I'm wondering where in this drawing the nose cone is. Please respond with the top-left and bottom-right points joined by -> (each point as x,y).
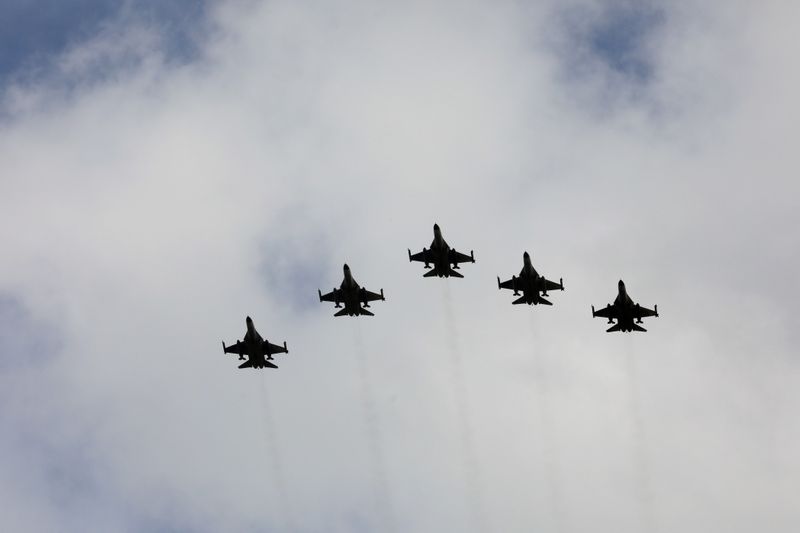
523,251 -> 530,260
618,280 -> 625,290
433,223 -> 440,232
246,316 -> 253,324
343,264 -> 350,272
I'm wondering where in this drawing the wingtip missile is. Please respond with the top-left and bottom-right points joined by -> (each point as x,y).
407,249 -> 412,262
591,305 -> 596,317
284,341 -> 288,353
655,304 -> 659,317
380,288 -> 385,301
497,276 -> 501,290
560,277 -> 564,290
470,250 -> 475,263
318,289 -> 323,302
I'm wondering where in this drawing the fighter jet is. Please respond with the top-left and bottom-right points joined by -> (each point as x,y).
222,316 -> 288,369
592,280 -> 659,332
497,251 -> 564,305
408,223 -> 475,278
319,264 -> 385,317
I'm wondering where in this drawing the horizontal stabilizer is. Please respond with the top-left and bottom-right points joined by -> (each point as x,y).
238,359 -> 278,369
606,323 -> 622,333
448,269 -> 464,278
423,269 -> 439,278
631,323 -> 647,332
334,308 -> 349,317
359,308 -> 374,316
512,295 -> 552,305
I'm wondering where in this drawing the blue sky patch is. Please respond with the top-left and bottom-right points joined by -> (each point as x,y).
0,0 -> 212,85
586,2 -> 664,82
553,1 -> 665,88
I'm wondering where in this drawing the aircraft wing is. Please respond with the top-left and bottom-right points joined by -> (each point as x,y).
497,277 -> 516,291
449,248 -> 475,264
319,288 -> 340,303
223,340 -> 246,355
263,341 -> 288,356
592,304 -> 619,319
408,249 -> 430,263
542,277 -> 564,291
633,304 -> 658,319
361,288 -> 385,302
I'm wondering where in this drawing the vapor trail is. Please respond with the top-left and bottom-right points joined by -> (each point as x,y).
352,321 -> 397,533
623,338 -> 659,533
258,375 -> 296,532
441,281 -> 489,533
529,316 -> 566,533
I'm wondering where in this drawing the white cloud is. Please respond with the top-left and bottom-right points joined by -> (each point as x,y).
1,1 -> 799,532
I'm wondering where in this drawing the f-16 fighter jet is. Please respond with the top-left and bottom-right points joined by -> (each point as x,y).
222,316 -> 288,369
592,280 -> 659,332
497,251 -> 564,305
408,223 -> 475,278
319,264 -> 385,317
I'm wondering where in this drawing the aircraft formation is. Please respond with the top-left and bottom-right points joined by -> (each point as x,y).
222,223 -> 659,369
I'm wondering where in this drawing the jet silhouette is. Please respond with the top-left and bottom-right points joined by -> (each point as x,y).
497,251 -> 564,305
592,280 -> 659,332
408,223 -> 475,278
319,264 -> 385,317
222,316 -> 288,368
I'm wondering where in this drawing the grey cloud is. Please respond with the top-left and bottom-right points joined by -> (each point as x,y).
0,295 -> 62,370
0,1 -> 799,532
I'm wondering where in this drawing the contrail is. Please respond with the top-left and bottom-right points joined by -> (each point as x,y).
352,321 -> 397,533
623,337 -> 659,533
441,281 -> 489,533
258,375 -> 296,532
529,316 -> 566,533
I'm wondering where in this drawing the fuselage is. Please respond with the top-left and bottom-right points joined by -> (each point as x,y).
428,223 -> 454,276
521,252 -> 535,276
244,316 -> 263,345
243,316 -> 268,366
337,264 -> 368,315
341,264 -> 359,290
431,224 -> 447,250
612,281 -> 639,330
614,280 -> 633,307
517,252 -> 545,303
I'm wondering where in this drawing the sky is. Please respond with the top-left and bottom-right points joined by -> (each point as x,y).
1,0 -> 799,532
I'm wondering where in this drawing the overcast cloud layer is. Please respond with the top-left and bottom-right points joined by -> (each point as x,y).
1,1 -> 799,532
